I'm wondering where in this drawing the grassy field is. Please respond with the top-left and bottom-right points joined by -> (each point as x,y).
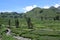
0,18 -> 60,40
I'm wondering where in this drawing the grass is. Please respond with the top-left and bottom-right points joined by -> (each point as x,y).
1,34 -> 17,40
0,18 -> 60,40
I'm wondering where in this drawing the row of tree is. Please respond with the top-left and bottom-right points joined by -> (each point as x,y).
8,17 -> 33,29
40,15 -> 60,20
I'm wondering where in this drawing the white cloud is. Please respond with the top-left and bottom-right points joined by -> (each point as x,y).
42,4 -> 60,9
43,6 -> 50,9
0,10 -> 13,12
23,4 -> 60,12
54,4 -> 60,8
23,5 -> 37,13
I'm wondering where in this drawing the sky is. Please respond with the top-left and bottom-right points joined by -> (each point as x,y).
0,0 -> 60,13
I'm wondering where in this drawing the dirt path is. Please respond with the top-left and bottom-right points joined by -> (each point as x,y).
6,28 -> 31,40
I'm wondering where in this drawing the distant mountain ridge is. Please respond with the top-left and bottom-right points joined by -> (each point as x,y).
0,6 -> 60,19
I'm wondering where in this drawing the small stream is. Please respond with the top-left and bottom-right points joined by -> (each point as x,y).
6,28 -> 31,40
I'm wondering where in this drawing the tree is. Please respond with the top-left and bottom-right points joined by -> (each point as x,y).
15,19 -> 19,28
40,10 -> 43,13
0,12 -> 3,15
8,19 -> 11,28
26,17 -> 33,29
14,16 -> 18,18
0,24 -> 2,29
54,16 -> 59,20
40,17 -> 43,20
55,16 -> 59,20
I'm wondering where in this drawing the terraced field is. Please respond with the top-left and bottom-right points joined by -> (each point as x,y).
0,18 -> 60,40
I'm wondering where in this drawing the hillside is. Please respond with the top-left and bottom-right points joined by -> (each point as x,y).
24,6 -> 60,20
0,6 -> 60,40
0,6 -> 60,20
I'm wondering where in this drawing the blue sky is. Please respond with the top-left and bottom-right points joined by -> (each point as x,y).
0,0 -> 60,13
